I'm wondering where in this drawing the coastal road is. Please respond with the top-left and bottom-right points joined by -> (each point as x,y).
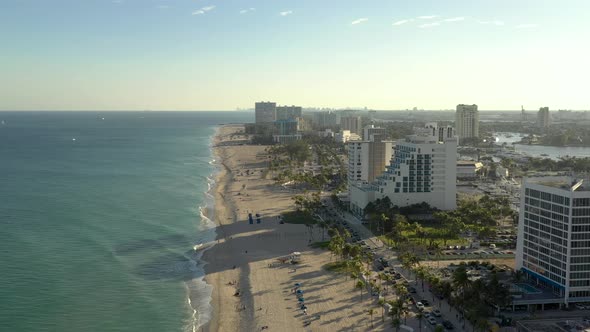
324,198 -> 473,331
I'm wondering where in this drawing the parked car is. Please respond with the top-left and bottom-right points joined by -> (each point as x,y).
421,299 -> 430,306
575,303 -> 586,310
408,287 -> 417,293
427,316 -> 437,325
432,309 -> 442,317
442,320 -> 454,329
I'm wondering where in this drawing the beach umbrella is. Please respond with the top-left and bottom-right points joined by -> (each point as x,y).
296,290 -> 304,294
300,305 -> 307,310
294,283 -> 301,287
298,297 -> 305,302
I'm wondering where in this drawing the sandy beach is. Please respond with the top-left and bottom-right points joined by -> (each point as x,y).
201,125 -> 393,332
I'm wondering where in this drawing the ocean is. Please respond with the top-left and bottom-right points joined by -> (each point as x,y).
0,111 -> 251,332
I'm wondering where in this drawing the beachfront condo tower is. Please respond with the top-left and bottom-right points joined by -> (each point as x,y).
255,102 -> 277,124
537,107 -> 551,130
276,105 -> 302,121
340,116 -> 362,136
347,134 -> 393,187
455,104 -> 479,142
516,177 -> 590,306
349,123 -> 457,215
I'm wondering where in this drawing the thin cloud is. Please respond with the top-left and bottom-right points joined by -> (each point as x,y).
443,17 -> 465,22
419,22 -> 440,28
392,19 -> 413,26
280,10 -> 293,16
418,15 -> 438,19
477,20 -> 504,26
240,8 -> 255,14
192,5 -> 215,15
351,18 -> 368,25
516,23 -> 538,29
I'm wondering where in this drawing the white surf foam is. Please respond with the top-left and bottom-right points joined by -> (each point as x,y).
183,126 -> 222,331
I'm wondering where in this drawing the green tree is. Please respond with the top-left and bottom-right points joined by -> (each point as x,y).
356,279 -> 366,302
367,308 -> 376,328
378,298 -> 386,322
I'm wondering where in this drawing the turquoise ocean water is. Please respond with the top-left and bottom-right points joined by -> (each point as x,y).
0,111 -> 251,332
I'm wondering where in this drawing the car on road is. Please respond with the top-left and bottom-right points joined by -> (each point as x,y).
427,316 -> 437,325
575,303 -> 586,310
416,302 -> 425,311
442,320 -> 454,329
432,309 -> 441,317
407,287 -> 417,293
421,299 -> 430,306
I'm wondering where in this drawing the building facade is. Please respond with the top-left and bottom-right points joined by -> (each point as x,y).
456,161 -> 483,179
276,105 -> 302,120
363,124 -> 388,141
537,107 -> 551,130
255,102 -> 277,123
350,123 -> 457,215
516,177 -> 590,305
347,136 -> 393,187
313,111 -> 338,128
455,104 -> 479,142
341,116 -> 362,135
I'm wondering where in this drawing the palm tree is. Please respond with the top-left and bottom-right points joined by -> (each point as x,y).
415,266 -> 427,291
356,280 -> 366,302
367,308 -> 376,328
380,213 -> 389,236
391,317 -> 401,332
452,265 -> 471,314
378,298 -> 386,322
416,311 -> 424,332
474,318 -> 492,332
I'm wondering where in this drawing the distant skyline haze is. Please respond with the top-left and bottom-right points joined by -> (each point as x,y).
1,0 -> 589,111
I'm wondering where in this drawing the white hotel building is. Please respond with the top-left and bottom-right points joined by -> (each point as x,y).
347,135 -> 393,187
349,123 -> 457,215
516,177 -> 590,305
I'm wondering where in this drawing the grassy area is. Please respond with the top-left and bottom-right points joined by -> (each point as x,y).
310,241 -> 330,249
282,210 -> 317,225
378,236 -> 395,247
401,225 -> 470,247
324,261 -> 353,274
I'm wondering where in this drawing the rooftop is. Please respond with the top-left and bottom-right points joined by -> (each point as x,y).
528,176 -> 590,192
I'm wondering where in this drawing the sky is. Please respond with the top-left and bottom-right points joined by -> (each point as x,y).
1,0 -> 590,111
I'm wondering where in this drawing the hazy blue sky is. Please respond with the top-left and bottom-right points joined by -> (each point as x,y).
1,0 -> 589,110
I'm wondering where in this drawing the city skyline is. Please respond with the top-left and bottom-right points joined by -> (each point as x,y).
2,0 -> 590,111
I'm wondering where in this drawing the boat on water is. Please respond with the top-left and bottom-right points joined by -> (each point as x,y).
193,243 -> 204,251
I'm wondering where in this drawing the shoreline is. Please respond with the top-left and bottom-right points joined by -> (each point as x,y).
200,124 -> 390,332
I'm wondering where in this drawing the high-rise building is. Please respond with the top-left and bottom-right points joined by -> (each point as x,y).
455,104 -> 479,142
516,177 -> 590,306
341,116 -> 362,135
350,123 -> 457,215
313,111 -> 338,128
363,125 -> 388,141
347,135 -> 393,187
537,107 -> 551,129
255,102 -> 277,123
276,105 -> 302,120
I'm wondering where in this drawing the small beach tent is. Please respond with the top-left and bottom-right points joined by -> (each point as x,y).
290,252 -> 301,263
